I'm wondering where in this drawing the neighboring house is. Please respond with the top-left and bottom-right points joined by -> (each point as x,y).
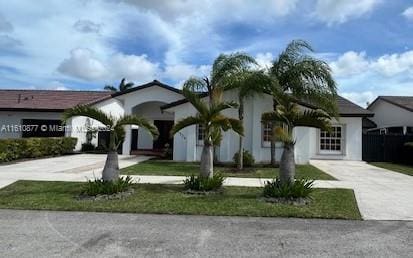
0,89 -> 111,141
0,80 -> 373,164
367,96 -> 413,135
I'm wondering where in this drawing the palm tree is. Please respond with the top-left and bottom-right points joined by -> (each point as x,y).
262,91 -> 332,184
63,105 -> 158,182
225,70 -> 271,169
104,78 -> 134,92
267,40 -> 338,166
170,87 -> 243,178
183,52 -> 257,163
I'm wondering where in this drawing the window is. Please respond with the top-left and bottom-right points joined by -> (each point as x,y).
197,124 -> 205,145
262,122 -> 272,143
319,126 -> 343,154
21,119 -> 65,138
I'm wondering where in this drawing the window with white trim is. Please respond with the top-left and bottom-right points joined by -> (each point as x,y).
197,124 -> 205,145
262,122 -> 272,143
319,126 -> 343,153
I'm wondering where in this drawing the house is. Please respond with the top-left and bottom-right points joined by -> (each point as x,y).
367,96 -> 413,135
0,80 -> 373,164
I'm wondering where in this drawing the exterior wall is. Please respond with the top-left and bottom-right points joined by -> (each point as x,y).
295,117 -> 363,162
368,100 -> 413,128
168,90 -> 364,164
66,98 -> 125,150
116,86 -> 183,154
0,111 -> 62,139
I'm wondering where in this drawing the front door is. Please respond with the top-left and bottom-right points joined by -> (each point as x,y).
153,120 -> 174,150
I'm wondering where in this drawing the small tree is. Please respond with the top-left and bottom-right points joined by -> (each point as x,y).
262,92 -> 332,184
104,78 -> 134,92
171,87 -> 243,178
63,105 -> 158,182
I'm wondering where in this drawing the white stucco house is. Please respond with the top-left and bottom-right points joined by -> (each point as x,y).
0,80 -> 373,164
367,96 -> 413,135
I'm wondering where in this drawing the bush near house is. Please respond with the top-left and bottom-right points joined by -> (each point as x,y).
0,137 -> 77,163
233,150 -> 255,167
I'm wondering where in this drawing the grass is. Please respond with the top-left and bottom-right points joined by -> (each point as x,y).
369,162 -> 413,176
121,160 -> 336,180
0,181 -> 360,220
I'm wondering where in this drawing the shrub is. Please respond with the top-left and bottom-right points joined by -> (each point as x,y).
82,176 -> 134,196
81,143 -> 96,152
183,173 -> 225,192
263,178 -> 314,199
0,137 -> 77,163
233,150 -> 255,167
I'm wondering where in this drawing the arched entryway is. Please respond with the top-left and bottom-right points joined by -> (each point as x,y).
130,101 -> 174,154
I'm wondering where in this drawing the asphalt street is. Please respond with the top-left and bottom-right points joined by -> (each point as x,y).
0,209 -> 412,257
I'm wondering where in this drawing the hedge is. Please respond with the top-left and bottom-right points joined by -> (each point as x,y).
0,137 -> 77,163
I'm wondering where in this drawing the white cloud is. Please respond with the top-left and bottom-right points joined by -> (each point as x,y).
58,48 -> 107,81
57,48 -> 160,83
163,63 -> 210,82
255,52 -> 273,70
330,51 -> 369,77
110,53 -> 160,82
402,6 -> 413,21
314,0 -> 380,25
47,80 -> 70,91
372,51 -> 413,76
341,91 -> 375,107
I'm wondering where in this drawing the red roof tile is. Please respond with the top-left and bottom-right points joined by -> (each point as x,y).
0,89 -> 111,111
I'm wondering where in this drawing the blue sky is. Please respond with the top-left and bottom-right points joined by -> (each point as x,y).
1,0 -> 413,106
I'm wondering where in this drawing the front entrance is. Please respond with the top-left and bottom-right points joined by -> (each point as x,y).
153,120 -> 174,150
130,120 -> 174,153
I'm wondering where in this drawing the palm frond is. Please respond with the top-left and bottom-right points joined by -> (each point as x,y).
115,115 -> 159,138
104,85 -> 117,92
183,77 -> 208,92
170,116 -> 203,136
273,126 -> 294,144
294,109 -> 332,131
212,52 -> 257,86
62,105 -> 114,127
261,111 -> 286,124
182,87 -> 209,116
210,115 -> 244,136
209,101 -> 238,117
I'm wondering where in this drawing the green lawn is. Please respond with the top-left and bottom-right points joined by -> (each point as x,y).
0,181 -> 360,220
369,162 -> 413,176
121,160 -> 336,180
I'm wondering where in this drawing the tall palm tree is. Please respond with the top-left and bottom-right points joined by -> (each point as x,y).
104,78 -> 135,92
63,106 -> 158,182
225,69 -> 271,169
267,40 -> 338,166
184,52 -> 257,163
171,87 -> 243,178
262,91 -> 332,183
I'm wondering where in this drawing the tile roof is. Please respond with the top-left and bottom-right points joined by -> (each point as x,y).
0,89 -> 111,111
368,96 -> 413,112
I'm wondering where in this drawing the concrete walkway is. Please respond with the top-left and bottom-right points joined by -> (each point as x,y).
310,160 -> 413,221
0,154 -> 150,188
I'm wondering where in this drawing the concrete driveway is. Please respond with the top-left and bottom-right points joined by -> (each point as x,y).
1,210 -> 412,257
310,160 -> 413,221
0,154 -> 150,188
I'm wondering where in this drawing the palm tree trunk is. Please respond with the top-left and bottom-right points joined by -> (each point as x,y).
270,137 -> 276,167
279,143 -> 295,184
237,99 -> 244,170
200,143 -> 214,178
102,150 -> 119,182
